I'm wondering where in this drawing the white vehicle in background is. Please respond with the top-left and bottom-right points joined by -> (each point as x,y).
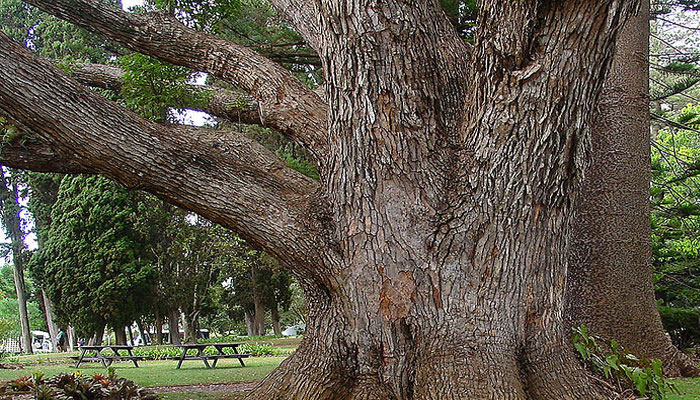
31,330 -> 54,352
281,324 -> 305,336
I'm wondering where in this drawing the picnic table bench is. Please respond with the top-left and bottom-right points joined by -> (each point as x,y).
73,345 -> 143,368
175,343 -> 249,369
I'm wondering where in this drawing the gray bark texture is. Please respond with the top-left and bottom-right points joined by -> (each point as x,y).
0,0 -> 662,398
41,290 -> 59,351
67,326 -> 75,351
567,0 -> 700,378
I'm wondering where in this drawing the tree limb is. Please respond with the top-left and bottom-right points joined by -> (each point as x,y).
23,0 -> 328,158
267,0 -> 321,51
0,32 -> 332,278
69,62 -> 264,125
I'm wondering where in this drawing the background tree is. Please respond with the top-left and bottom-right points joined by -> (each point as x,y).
568,0 -> 700,376
219,249 -> 292,336
24,172 -> 63,349
0,166 -> 33,353
0,264 -> 46,337
39,175 -> 157,344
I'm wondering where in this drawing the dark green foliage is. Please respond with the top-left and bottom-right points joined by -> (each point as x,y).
0,0 -> 41,45
0,0 -> 120,63
658,306 -> 700,350
24,172 -> 62,282
651,108 -> 700,325
152,0 -> 242,31
128,342 -> 277,359
573,325 -> 678,400
40,175 -> 157,337
276,151 -> 319,181
119,53 -> 206,122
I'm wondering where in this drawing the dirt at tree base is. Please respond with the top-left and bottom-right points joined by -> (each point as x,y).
149,382 -> 256,394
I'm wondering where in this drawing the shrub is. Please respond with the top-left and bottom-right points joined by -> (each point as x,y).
131,345 -> 182,360
1,368 -> 158,399
237,343 -> 275,356
573,324 -> 678,400
130,342 -> 283,359
658,306 -> 700,351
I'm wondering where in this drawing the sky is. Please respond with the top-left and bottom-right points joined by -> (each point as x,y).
121,0 -> 144,9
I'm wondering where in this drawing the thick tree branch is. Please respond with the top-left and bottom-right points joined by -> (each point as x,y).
267,0 -> 321,51
0,134 -> 92,175
23,0 -> 328,158
0,32 -> 332,279
70,62 -> 263,125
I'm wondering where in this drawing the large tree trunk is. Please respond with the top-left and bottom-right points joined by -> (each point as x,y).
183,312 -> 198,343
567,0 -> 700,377
155,311 -> 164,345
114,326 -> 127,346
253,290 -> 265,336
41,290 -> 59,351
271,303 -> 282,336
89,322 -> 106,346
168,309 -> 182,345
127,324 -> 135,345
244,310 -> 256,337
247,2 -> 634,399
0,0 -> 639,397
0,168 -> 33,355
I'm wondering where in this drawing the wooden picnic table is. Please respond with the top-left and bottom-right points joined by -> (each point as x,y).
73,345 -> 143,368
175,343 -> 249,369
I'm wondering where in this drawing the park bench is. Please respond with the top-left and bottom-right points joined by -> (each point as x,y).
74,345 -> 143,368
175,343 -> 249,369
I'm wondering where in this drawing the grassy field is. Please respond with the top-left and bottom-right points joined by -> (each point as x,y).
671,378 -> 700,400
0,357 -> 285,387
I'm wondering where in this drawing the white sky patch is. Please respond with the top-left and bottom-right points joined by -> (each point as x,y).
121,0 -> 144,10
170,109 -> 217,126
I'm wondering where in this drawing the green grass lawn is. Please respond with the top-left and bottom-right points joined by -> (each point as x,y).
0,357 -> 285,387
671,378 -> 700,400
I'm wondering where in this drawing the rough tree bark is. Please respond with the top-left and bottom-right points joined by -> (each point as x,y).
0,168 -> 33,355
183,312 -> 198,343
0,0 -> 642,398
127,325 -> 135,345
568,0 -> 700,377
